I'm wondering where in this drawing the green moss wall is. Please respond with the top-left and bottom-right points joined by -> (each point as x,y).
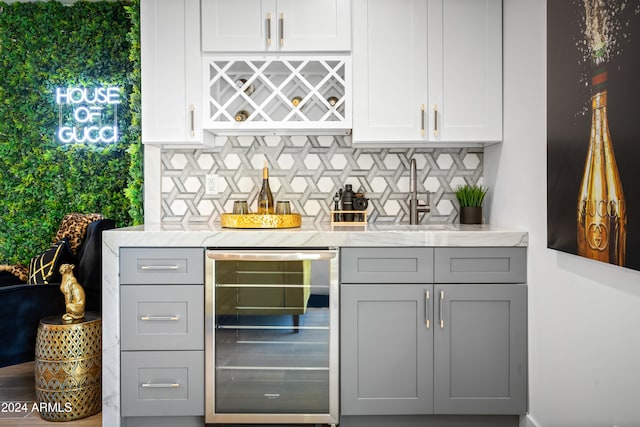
0,0 -> 142,265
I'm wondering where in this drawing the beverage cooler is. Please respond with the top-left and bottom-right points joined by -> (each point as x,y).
205,249 -> 339,425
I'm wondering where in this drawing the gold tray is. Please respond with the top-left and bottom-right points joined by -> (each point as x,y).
221,213 -> 302,229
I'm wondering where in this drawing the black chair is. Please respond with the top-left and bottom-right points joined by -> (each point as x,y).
0,219 -> 115,368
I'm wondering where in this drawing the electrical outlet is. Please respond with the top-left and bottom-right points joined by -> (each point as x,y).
205,174 -> 218,195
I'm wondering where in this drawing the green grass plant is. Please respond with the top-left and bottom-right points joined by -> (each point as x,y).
454,184 -> 488,208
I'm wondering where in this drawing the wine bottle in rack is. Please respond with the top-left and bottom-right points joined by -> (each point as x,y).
234,110 -> 249,122
235,78 -> 255,96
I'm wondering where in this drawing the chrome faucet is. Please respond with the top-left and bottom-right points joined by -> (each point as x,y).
409,158 -> 430,225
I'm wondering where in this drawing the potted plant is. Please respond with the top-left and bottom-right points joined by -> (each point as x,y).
454,184 -> 488,224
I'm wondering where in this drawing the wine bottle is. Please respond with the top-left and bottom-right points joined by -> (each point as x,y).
234,110 -> 249,122
235,78 -> 255,96
257,160 -> 274,215
577,82 -> 626,265
576,0 -> 626,266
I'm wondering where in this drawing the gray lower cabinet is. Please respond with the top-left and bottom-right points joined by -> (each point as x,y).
434,283 -> 527,414
341,284 -> 434,415
341,247 -> 527,417
121,350 -> 204,417
120,247 -> 205,424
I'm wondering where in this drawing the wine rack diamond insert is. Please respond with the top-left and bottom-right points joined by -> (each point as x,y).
203,56 -> 352,132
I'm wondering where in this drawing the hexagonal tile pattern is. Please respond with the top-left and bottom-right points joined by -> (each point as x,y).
161,136 -> 483,225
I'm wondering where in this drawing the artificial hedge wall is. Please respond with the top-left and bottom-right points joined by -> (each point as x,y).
0,0 -> 143,265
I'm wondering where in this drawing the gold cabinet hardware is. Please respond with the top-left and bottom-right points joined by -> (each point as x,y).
434,104 -> 439,137
266,13 -> 272,46
279,13 -> 285,46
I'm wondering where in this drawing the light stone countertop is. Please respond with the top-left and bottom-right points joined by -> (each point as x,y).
102,220 -> 528,248
101,221 -> 528,427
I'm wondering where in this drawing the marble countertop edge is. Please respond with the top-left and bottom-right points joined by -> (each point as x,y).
102,222 -> 529,248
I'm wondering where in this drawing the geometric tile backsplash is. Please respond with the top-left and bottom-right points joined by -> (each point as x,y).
161,135 -> 484,226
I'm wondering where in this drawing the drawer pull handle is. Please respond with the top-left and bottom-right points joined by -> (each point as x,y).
140,315 -> 180,321
139,265 -> 180,271
141,382 -> 180,389
420,104 -> 425,137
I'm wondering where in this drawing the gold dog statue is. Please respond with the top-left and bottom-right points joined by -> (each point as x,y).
59,264 -> 86,322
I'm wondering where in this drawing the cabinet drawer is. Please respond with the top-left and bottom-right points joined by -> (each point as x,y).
121,285 -> 203,351
434,247 -> 526,283
121,351 -> 204,417
120,247 -> 204,285
341,248 -> 434,283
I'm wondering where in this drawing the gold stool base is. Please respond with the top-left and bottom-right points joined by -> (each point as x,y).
35,383 -> 101,421
35,312 -> 101,421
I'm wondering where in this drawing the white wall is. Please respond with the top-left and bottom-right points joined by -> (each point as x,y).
485,1 -> 640,426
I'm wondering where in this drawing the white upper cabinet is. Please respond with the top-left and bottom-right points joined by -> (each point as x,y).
201,0 -> 351,52
352,0 -> 502,145
141,0 -> 202,144
352,0 -> 428,143
428,0 -> 502,142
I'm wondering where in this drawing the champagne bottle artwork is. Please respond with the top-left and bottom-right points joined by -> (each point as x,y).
257,160 -> 274,215
576,0 -> 626,265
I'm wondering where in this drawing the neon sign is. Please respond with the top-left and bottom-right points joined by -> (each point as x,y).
55,87 -> 120,144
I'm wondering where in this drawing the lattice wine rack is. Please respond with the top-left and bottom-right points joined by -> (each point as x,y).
202,56 -> 351,133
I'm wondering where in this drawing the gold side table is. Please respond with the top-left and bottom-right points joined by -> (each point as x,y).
34,312 -> 102,421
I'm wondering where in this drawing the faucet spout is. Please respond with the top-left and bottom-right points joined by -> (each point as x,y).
410,158 -> 418,196
409,158 -> 430,225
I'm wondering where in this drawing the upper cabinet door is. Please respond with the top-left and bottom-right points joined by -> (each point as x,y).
352,0 -> 429,143
277,0 -> 350,51
201,0 -> 275,52
201,0 -> 350,52
428,0 -> 502,142
141,0 -> 201,143
352,0 -> 502,146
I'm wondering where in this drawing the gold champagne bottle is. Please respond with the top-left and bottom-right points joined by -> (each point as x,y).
257,160 -> 274,214
577,67 -> 626,265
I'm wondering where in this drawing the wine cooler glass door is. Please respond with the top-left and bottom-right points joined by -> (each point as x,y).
205,249 -> 339,425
